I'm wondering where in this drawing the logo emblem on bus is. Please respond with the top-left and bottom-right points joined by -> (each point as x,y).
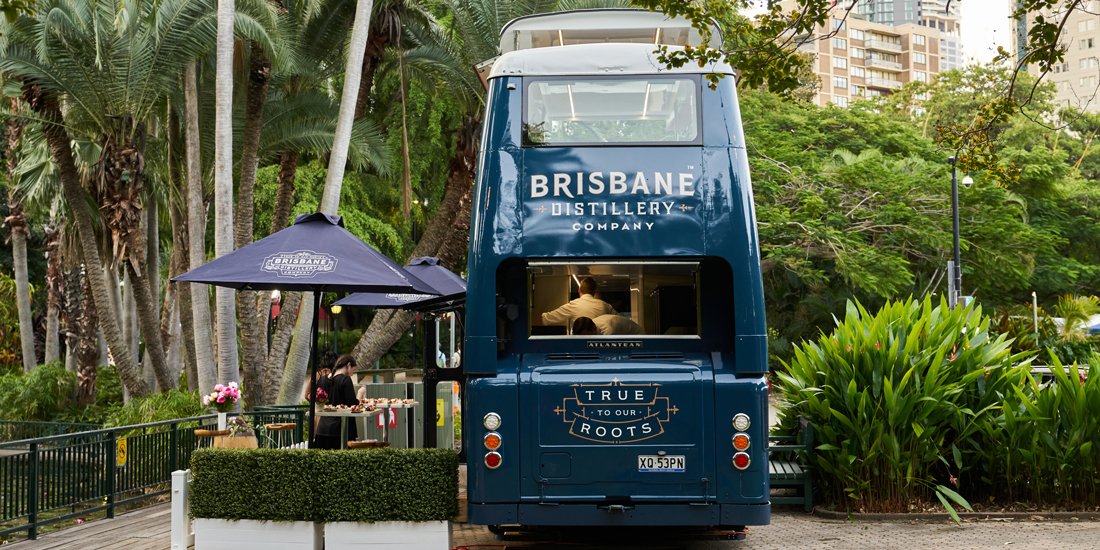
553,379 -> 678,444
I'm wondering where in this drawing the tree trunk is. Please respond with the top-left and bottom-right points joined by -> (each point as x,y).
6,98 -> 36,372
214,0 -> 241,393
61,256 -> 81,374
23,82 -> 151,397
266,290 -> 301,403
353,27 -> 389,120
126,258 -> 175,390
236,41 -> 272,406
43,209 -> 62,364
259,152 -> 300,402
350,116 -> 479,366
76,269 -> 100,405
184,63 -> 217,395
168,102 -> 198,389
271,151 -> 299,234
280,0 -> 374,402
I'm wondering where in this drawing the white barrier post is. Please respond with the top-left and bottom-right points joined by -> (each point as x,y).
171,469 -> 194,550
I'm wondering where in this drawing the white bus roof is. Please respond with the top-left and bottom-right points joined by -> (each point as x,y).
498,9 -> 721,54
487,42 -> 734,80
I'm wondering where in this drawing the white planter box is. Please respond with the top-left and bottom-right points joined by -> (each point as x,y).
325,520 -> 451,550
193,518 -> 322,550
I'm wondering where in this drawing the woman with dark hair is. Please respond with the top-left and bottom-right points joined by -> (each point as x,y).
313,354 -> 359,449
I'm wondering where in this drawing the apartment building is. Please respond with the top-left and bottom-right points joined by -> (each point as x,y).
855,0 -> 962,70
1024,1 -> 1100,112
795,12 -> 943,108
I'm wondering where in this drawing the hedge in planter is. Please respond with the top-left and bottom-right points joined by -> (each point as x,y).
189,448 -> 458,522
190,448 -> 316,521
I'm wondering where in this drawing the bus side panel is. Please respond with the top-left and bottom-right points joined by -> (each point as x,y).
703,145 -> 767,375
713,369 -> 770,524
466,373 -> 521,520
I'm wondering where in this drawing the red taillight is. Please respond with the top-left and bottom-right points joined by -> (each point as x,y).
484,432 -> 502,451
732,452 -> 750,470
485,451 -> 502,469
732,433 -> 750,451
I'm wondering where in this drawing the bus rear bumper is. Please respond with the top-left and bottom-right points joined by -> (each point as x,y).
469,502 -> 770,527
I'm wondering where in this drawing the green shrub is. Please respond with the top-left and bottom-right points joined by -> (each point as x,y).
994,354 -> 1100,505
0,363 -> 77,420
103,388 -> 204,428
190,449 -> 315,521
189,448 -> 458,522
775,297 -> 1029,512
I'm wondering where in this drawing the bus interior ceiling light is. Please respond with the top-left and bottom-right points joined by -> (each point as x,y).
732,413 -> 751,432
483,412 -> 502,431
654,27 -> 661,44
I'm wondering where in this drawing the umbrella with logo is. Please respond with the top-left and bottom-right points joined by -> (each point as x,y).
333,256 -> 466,311
173,213 -> 437,445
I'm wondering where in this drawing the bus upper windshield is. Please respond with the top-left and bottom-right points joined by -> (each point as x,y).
524,77 -> 699,146
528,261 -> 699,338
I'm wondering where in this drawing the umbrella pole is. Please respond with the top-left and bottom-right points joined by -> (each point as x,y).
307,290 -> 321,447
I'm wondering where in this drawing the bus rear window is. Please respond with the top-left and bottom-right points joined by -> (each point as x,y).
524,78 -> 699,146
528,261 -> 699,338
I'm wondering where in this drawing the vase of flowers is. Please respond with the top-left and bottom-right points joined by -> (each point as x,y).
312,387 -> 329,405
204,382 -> 241,429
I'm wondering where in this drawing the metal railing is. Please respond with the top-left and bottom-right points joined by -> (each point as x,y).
0,421 -> 102,443
0,409 -> 304,541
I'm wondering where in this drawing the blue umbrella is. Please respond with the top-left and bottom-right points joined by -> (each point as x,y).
334,256 -> 466,311
173,213 -> 437,445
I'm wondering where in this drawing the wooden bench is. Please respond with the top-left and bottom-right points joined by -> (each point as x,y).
768,418 -> 814,512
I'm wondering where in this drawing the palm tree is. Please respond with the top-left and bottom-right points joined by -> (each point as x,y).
1,0 -> 221,395
214,0 -> 241,393
3,96 -> 36,372
1052,294 -> 1100,342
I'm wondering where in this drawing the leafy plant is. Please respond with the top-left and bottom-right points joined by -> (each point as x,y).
775,296 -> 1029,513
103,389 -> 204,428
0,363 -> 77,420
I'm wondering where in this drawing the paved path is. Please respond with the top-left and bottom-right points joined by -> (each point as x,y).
7,504 -> 1100,550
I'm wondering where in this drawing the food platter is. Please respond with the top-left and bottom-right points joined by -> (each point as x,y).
358,398 -> 419,409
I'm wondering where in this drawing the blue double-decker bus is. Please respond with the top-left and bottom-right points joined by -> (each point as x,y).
464,10 -> 770,534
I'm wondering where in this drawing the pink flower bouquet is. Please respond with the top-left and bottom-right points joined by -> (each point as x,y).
202,382 -> 241,413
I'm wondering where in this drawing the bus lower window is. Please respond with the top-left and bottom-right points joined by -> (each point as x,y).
528,261 -> 699,337
524,77 -> 699,146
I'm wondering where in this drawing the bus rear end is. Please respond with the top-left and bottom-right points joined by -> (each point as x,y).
465,10 -> 769,532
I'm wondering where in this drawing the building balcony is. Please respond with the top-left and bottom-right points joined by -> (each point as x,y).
865,39 -> 903,53
868,77 -> 903,89
866,58 -> 903,71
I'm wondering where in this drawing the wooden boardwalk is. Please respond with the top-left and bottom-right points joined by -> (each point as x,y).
5,504 -> 177,550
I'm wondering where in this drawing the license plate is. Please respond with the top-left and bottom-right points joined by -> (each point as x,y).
637,455 -> 685,472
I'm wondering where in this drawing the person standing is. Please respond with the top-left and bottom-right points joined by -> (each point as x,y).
314,354 -> 358,449
541,277 -> 616,327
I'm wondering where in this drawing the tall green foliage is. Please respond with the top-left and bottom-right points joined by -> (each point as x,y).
776,297 -> 1029,512
995,355 -> 1100,504
0,363 -> 76,420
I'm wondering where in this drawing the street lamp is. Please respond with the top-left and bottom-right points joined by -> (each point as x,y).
948,156 -> 974,308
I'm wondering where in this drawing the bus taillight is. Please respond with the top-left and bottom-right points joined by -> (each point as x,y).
732,433 -> 750,452
484,432 -> 502,451
485,451 -> 503,469
732,452 -> 750,470
483,412 -> 502,430
732,413 -> 751,432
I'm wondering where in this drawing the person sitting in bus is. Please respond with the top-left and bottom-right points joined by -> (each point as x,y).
540,277 -> 616,326
573,315 -> 644,336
